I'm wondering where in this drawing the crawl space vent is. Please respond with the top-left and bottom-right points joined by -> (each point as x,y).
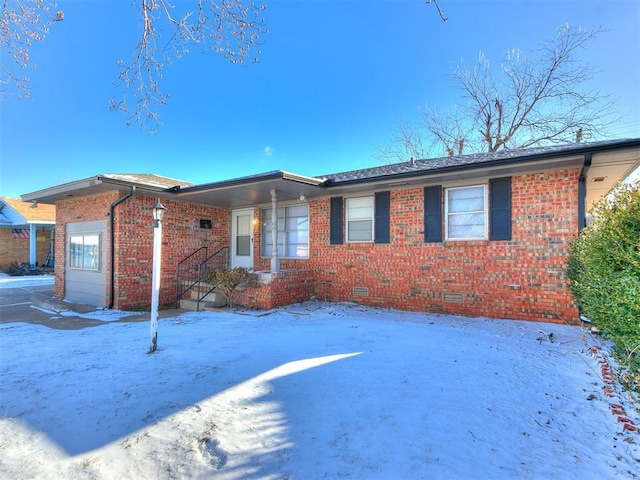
443,293 -> 464,304
353,287 -> 369,296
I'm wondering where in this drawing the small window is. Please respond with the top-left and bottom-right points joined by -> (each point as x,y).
346,196 -> 374,242
261,204 -> 309,258
445,185 -> 487,240
199,219 -> 212,229
69,234 -> 100,270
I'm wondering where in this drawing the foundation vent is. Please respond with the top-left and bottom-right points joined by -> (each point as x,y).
443,292 -> 464,304
353,287 -> 369,296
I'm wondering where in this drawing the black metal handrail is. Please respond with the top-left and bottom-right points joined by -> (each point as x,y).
175,246 -> 229,308
194,247 -> 229,311
175,247 -> 208,307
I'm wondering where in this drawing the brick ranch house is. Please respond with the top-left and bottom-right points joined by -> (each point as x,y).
0,197 -> 55,269
22,139 -> 640,324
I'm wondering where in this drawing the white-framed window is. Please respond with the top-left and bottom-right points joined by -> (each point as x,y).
261,204 -> 309,258
346,196 -> 374,242
445,185 -> 488,240
69,234 -> 100,270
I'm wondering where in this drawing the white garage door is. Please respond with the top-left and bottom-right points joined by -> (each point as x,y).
65,220 -> 108,307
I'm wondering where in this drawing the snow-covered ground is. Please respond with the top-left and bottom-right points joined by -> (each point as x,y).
1,276 -> 638,479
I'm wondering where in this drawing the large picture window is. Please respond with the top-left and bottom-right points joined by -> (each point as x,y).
346,196 -> 374,242
261,204 -> 309,258
69,234 -> 100,270
445,185 -> 487,240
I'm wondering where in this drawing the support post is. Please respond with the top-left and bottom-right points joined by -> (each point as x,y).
29,224 -> 36,266
149,200 -> 165,353
270,188 -> 280,273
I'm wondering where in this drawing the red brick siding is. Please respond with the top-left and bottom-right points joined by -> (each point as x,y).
112,195 -> 229,309
55,192 -> 229,309
55,193 -> 119,302
305,169 -> 581,323
0,228 -> 53,269
54,168 -> 581,323
234,270 -> 315,309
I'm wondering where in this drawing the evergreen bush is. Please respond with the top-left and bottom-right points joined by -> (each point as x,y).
568,182 -> 640,392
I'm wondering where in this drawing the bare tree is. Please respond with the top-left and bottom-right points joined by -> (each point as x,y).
0,0 -> 62,98
378,22 -> 616,161
109,0 -> 268,133
2,0 -> 446,133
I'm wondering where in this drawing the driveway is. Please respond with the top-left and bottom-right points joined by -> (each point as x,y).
0,274 -> 183,330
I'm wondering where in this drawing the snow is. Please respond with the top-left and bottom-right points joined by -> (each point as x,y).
1,277 -> 639,479
0,274 -> 54,289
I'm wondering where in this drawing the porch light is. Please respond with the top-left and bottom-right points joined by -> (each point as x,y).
152,200 -> 166,224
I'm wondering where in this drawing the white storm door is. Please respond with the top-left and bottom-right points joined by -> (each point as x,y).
231,209 -> 254,269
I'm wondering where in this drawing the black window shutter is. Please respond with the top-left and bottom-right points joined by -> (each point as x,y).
330,197 -> 343,244
424,186 -> 443,242
374,191 -> 390,243
489,177 -> 512,241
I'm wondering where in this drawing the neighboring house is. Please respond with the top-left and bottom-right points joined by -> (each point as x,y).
22,139 -> 640,323
0,197 -> 56,269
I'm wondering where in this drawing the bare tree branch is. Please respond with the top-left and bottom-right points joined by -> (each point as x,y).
375,119 -> 432,164
379,22 -> 618,161
426,0 -> 447,22
0,0 -> 62,99
109,0 -> 268,133
3,1 -> 446,134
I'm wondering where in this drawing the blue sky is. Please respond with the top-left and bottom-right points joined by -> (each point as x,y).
1,0 -> 639,199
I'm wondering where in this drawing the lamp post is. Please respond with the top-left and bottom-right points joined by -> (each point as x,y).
149,199 -> 165,353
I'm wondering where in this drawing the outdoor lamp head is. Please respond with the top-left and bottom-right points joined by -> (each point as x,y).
152,201 -> 166,223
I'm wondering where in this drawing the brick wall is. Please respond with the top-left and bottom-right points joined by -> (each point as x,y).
53,168 -> 581,323
305,169 -> 581,324
55,192 -> 229,309
55,193 -> 120,302
234,270 -> 315,309
0,228 -> 53,269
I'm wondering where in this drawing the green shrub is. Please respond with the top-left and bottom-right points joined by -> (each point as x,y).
201,267 -> 259,308
568,182 -> 640,391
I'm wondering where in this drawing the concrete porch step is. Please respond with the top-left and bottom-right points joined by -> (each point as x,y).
180,291 -> 227,311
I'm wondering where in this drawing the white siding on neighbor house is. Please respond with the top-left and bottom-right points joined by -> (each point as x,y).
65,220 -> 108,307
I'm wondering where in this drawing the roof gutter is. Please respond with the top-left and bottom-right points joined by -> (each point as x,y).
577,153 -> 593,232
108,186 -> 135,309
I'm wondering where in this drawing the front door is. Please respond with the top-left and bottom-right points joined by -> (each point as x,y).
231,209 -> 254,269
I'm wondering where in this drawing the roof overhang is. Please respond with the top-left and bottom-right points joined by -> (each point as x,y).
21,175 -> 183,205
583,147 -> 640,211
324,154 -> 586,195
173,171 -> 328,208
324,142 -> 640,211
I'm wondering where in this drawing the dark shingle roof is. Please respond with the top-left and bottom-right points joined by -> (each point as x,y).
321,139 -> 640,185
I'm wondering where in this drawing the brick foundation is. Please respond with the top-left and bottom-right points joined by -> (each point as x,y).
234,269 -> 315,310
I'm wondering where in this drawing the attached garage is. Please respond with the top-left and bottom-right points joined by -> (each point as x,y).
65,220 -> 108,307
